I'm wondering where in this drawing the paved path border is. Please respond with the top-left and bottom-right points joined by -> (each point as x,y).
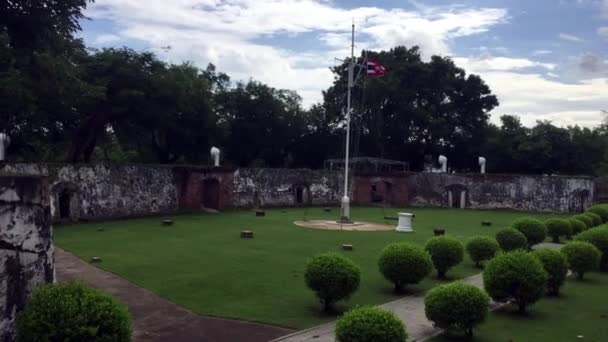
55,248 -> 293,342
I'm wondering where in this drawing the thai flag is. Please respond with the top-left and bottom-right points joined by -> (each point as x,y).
367,60 -> 386,77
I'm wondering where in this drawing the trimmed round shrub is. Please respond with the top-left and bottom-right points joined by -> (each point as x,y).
495,228 -> 528,251
305,252 -> 361,311
425,237 -> 465,279
424,282 -> 490,338
587,206 -> 608,222
483,250 -> 547,314
585,212 -> 603,227
545,218 -> 572,243
575,226 -> 608,271
511,217 -> 547,248
568,218 -> 586,236
533,249 -> 568,296
573,214 -> 593,230
378,243 -> 433,292
561,241 -> 601,280
16,282 -> 131,342
465,236 -> 499,268
336,306 -> 407,342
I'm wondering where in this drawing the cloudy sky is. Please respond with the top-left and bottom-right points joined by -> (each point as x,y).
80,0 -> 608,127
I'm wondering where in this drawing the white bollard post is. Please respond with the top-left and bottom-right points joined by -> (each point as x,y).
0,134 -> 10,161
210,147 -> 220,167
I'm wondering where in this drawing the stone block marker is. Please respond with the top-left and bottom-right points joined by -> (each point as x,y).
240,230 -> 254,239
0,175 -> 54,341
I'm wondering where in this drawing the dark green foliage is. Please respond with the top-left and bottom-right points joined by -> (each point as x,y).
466,236 -> 500,267
16,282 -> 131,342
575,227 -> 608,271
496,228 -> 528,251
533,249 -> 568,296
424,282 -> 490,338
425,237 -> 465,279
584,212 -> 602,227
545,218 -> 572,243
568,218 -> 587,236
587,206 -> 608,222
511,217 -> 547,248
305,253 -> 361,311
483,250 -> 548,314
561,241 -> 601,280
573,214 -> 594,230
335,306 -> 407,342
378,243 -> 433,292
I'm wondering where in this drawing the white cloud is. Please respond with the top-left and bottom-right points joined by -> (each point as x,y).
84,1 -> 607,128
454,56 -> 556,72
598,26 -> 608,39
85,1 -> 508,106
558,33 -> 584,42
532,49 -> 552,55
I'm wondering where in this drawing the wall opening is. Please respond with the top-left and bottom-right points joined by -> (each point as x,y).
296,187 -> 304,204
371,184 -> 383,203
446,185 -> 467,209
51,182 -> 80,222
58,190 -> 72,219
202,178 -> 220,210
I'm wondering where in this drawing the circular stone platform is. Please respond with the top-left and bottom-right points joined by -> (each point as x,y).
294,220 -> 394,231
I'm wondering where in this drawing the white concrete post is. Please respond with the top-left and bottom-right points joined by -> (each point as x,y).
210,147 -> 220,167
438,155 -> 447,173
478,156 -> 486,174
0,134 -> 10,161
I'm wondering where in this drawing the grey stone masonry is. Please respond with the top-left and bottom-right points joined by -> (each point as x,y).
0,175 -> 54,341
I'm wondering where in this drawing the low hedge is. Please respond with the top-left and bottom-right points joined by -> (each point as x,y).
424,282 -> 490,338
465,236 -> 499,268
545,218 -> 572,243
483,250 -> 547,314
561,241 -> 601,280
305,252 -> 361,311
378,243 -> 433,292
496,228 -> 528,251
585,212 -> 603,227
575,226 -> 608,271
533,249 -> 568,296
16,282 -> 131,342
573,214 -> 594,230
336,306 -> 407,342
511,218 -> 547,248
425,237 -> 465,278
568,218 -> 587,236
587,206 -> 608,223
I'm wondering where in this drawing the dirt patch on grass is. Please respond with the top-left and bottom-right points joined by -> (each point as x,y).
294,220 -> 394,231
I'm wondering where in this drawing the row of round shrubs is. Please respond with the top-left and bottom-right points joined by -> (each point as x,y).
305,236 -> 468,313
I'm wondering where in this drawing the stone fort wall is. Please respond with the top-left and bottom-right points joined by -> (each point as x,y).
0,163 -> 595,222
0,175 -> 54,340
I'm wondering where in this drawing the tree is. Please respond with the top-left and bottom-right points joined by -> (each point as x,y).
216,81 -> 306,167
323,46 -> 498,170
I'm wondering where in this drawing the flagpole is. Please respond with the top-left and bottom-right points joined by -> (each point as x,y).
340,22 -> 355,223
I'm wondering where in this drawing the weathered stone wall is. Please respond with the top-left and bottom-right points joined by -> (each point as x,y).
351,172 -> 594,213
233,168 -> 344,207
0,175 -> 54,341
0,163 -> 178,221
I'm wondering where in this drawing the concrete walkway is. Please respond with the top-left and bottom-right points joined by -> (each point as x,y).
272,242 -> 563,342
55,248 -> 293,342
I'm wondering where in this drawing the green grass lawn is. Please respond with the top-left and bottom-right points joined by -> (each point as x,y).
54,207 -> 559,329
431,272 -> 608,341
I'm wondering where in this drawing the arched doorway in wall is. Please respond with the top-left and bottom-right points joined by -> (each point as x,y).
370,180 -> 394,205
293,184 -> 311,205
202,178 -> 221,210
569,189 -> 591,212
445,184 -> 468,209
51,182 -> 80,222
